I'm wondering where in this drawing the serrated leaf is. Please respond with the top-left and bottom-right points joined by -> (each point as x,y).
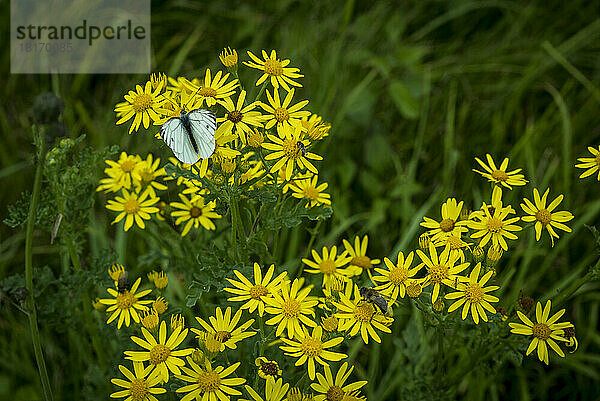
585,224 -> 600,248
247,187 -> 278,204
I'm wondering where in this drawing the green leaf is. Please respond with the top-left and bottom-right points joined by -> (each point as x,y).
585,224 -> 600,248
388,80 -> 419,119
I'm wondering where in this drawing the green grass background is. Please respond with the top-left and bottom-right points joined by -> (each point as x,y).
1,0 -> 600,399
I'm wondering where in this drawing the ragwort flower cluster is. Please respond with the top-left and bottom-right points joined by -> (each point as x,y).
102,48 -> 370,401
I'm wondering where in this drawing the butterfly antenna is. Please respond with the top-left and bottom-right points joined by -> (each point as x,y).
161,92 -> 179,108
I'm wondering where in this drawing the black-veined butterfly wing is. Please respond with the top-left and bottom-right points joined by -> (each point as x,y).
187,109 -> 216,159
159,117 -> 200,165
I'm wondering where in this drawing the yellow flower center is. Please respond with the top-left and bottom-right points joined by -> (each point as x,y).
274,107 -> 290,122
535,209 -> 552,226
491,170 -> 508,181
129,378 -> 149,401
250,285 -> 269,299
301,336 -> 323,358
326,386 -> 345,401
282,298 -> 301,318
190,206 -> 203,218
132,94 -> 153,113
228,110 -> 243,123
388,267 -> 409,286
141,312 -> 159,329
350,255 -> 372,270
264,59 -> 283,76
116,292 -> 135,309
319,260 -> 337,275
198,87 -> 217,98
321,316 -> 339,332
532,323 -> 551,340
121,160 -> 137,173
445,236 -> 464,250
303,186 -> 320,201
354,303 -> 375,322
596,153 -> 600,166
155,276 -> 168,290
486,217 -> 503,233
439,218 -> 455,232
153,298 -> 168,314
214,331 -> 232,342
197,370 -> 222,393
205,334 -> 223,353
222,54 -> 237,67
283,138 -> 301,159
406,282 -> 422,298
149,344 -> 171,365
259,360 -> 280,377
248,129 -> 264,147
124,199 -> 141,215
428,264 -> 449,284
140,169 -> 154,182
465,283 -> 483,303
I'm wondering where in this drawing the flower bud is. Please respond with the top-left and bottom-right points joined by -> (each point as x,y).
472,246 -> 485,264
418,232 -> 431,250
321,315 -> 338,332
518,294 -> 534,314
219,47 -> 238,68
248,128 -> 264,148
221,158 -> 236,174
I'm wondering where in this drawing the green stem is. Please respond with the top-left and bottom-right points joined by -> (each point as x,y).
443,340 -> 506,387
233,195 -> 246,260
271,192 -> 284,260
552,257 -> 600,306
25,133 -> 54,401
252,314 -> 265,391
413,297 -> 442,324
296,220 -> 322,278
66,237 -> 81,270
229,192 -> 242,262
254,80 -> 268,104
257,148 -> 270,171
81,294 -> 106,368
250,203 -> 265,236
66,227 -> 106,367
294,370 -> 308,389
258,314 -> 265,356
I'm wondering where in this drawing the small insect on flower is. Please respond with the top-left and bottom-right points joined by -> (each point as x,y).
358,287 -> 394,315
296,141 -> 307,156
117,271 -> 129,294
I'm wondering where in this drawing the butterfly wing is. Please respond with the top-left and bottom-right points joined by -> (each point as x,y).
187,109 -> 216,159
159,117 -> 200,164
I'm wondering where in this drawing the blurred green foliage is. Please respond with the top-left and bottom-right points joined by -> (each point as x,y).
1,0 -> 600,399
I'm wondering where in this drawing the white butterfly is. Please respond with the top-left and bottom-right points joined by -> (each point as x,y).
159,108 -> 216,164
